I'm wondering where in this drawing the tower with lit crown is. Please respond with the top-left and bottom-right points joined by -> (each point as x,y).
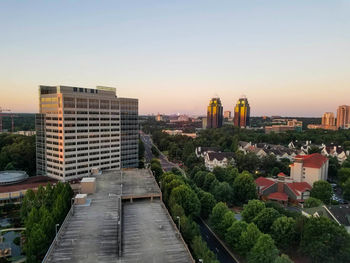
206,97 -> 223,128
234,96 -> 250,128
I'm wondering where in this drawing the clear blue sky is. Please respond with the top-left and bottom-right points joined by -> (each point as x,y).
1,0 -> 349,116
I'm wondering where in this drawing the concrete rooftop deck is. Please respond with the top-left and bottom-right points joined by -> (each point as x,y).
122,200 -> 193,263
44,169 -> 193,263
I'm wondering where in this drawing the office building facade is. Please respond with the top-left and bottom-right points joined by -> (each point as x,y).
234,97 -> 250,128
206,98 -> 223,128
36,85 -> 138,181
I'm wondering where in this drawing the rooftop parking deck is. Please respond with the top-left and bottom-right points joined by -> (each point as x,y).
44,169 -> 193,263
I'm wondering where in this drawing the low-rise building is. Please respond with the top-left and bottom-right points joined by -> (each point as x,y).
204,152 -> 235,171
255,174 -> 312,205
290,153 -> 329,186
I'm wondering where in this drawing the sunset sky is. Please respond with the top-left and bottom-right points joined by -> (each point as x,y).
0,1 -> 349,116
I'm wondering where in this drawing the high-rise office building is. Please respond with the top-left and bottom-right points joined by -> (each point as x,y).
234,96 -> 250,128
36,85 -> 138,181
337,105 -> 350,129
119,97 -> 139,168
206,98 -> 223,128
322,112 -> 336,126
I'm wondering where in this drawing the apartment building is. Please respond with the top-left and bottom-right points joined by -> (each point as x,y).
36,86 -> 138,181
337,105 -> 350,129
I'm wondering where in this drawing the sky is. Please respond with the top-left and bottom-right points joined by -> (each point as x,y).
0,0 -> 349,117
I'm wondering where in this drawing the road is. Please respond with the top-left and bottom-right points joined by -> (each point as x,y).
197,219 -> 238,263
140,132 -> 184,173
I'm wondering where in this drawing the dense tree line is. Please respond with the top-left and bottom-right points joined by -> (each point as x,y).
1,114 -> 35,132
210,199 -> 350,263
20,183 -> 74,263
0,133 -> 36,175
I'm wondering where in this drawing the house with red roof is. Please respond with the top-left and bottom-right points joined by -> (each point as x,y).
255,175 -> 312,205
290,153 -> 329,186
255,154 -> 328,205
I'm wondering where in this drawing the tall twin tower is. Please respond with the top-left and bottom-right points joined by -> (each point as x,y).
206,96 -> 250,128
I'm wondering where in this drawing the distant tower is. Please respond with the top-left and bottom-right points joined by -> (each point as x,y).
207,98 -> 223,128
336,105 -> 350,129
234,96 -> 250,128
322,112 -> 335,126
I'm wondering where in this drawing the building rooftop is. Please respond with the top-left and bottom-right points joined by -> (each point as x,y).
0,176 -> 57,193
255,176 -> 275,191
0,170 -> 28,185
294,153 -> 328,169
44,169 -> 193,263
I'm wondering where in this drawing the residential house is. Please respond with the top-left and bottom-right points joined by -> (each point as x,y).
321,144 -> 349,164
238,141 -> 252,153
302,205 -> 350,233
195,146 -> 220,158
204,152 -> 235,171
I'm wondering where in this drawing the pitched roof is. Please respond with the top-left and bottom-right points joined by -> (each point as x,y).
255,177 -> 276,191
326,205 -> 350,226
238,141 -> 249,147
268,192 -> 288,201
294,153 -> 328,169
277,172 -> 287,177
197,146 -> 220,155
207,152 -> 234,161
286,182 -> 312,196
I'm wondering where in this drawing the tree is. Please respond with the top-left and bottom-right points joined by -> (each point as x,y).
209,202 -> 229,231
271,216 -> 296,250
247,234 -> 279,263
233,172 -> 257,205
253,207 -> 281,233
328,156 -> 339,180
338,168 -> 350,186
310,180 -> 333,204
343,178 -> 350,201
225,221 -> 248,251
242,199 -> 266,223
198,191 -> 216,219
235,151 -> 261,173
25,224 -> 48,263
151,162 -> 163,182
304,197 -> 322,208
4,162 -> 15,170
203,173 -> 217,192
179,215 -> 200,243
169,185 -> 201,217
213,166 -> 226,182
193,171 -> 207,188
216,211 -> 236,237
191,235 -> 219,263
238,223 -> 262,256
301,216 -> 350,263
273,254 -> 294,263
213,182 -> 233,203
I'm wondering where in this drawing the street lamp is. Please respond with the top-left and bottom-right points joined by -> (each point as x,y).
55,224 -> 59,242
176,216 -> 180,233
